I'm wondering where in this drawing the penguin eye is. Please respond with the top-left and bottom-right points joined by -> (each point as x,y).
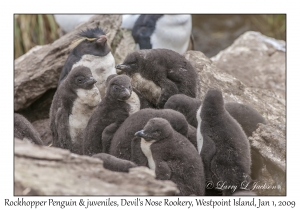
76,76 -> 84,84
113,85 -> 120,91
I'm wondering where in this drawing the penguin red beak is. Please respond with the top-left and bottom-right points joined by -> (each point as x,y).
97,35 -> 107,45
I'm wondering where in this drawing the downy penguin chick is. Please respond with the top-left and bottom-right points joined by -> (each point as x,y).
116,49 -> 199,108
50,66 -> 101,154
135,117 -> 205,196
165,93 -> 266,180
58,27 -> 116,98
14,113 -> 44,145
199,89 -> 251,195
109,108 -> 197,163
92,153 -> 137,173
83,74 -> 135,156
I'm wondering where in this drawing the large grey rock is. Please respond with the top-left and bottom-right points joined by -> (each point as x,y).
249,123 -> 286,195
185,50 -> 285,126
211,31 -> 286,99
14,139 -> 179,196
14,15 -> 135,113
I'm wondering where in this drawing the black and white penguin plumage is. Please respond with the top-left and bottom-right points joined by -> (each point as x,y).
199,89 -> 251,195
58,27 -> 116,98
132,15 -> 194,54
165,93 -> 266,180
109,108 -> 196,163
135,117 -> 205,196
116,49 -> 199,108
50,66 -> 101,155
14,113 -> 44,145
83,74 -> 137,156
92,153 -> 137,173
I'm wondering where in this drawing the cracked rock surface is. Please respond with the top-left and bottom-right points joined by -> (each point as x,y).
14,139 -> 179,196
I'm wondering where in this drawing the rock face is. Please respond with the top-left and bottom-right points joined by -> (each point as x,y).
184,50 -> 285,127
249,123 -> 286,195
14,15 -> 135,115
14,139 -> 179,196
211,31 -> 286,99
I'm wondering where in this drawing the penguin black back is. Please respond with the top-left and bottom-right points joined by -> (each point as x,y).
164,94 -> 201,127
58,27 -> 111,84
132,15 -> 163,49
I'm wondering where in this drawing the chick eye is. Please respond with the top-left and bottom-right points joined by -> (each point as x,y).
114,85 -> 120,91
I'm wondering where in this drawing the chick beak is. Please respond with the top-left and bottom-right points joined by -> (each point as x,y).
88,77 -> 97,85
135,130 -> 146,138
116,64 -> 130,74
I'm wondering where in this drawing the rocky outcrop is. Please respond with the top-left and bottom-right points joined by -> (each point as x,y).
249,123 -> 286,195
14,139 -> 179,196
184,50 -> 285,127
14,15 -> 135,114
211,31 -> 286,99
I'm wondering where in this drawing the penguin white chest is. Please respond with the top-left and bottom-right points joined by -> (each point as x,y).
125,91 -> 140,115
69,86 -> 101,143
140,138 -> 156,171
72,53 -> 116,97
196,106 -> 203,154
151,15 -> 192,54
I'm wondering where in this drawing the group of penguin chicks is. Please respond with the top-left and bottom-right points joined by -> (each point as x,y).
15,22 -> 267,196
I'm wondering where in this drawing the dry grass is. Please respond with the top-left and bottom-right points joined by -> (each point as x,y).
14,14 -> 59,59
249,14 -> 286,40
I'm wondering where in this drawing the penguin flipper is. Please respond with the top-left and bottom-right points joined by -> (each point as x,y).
55,108 -> 72,150
130,137 -> 148,166
102,123 -> 120,153
156,160 -> 171,180
200,134 -> 216,182
157,78 -> 179,108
